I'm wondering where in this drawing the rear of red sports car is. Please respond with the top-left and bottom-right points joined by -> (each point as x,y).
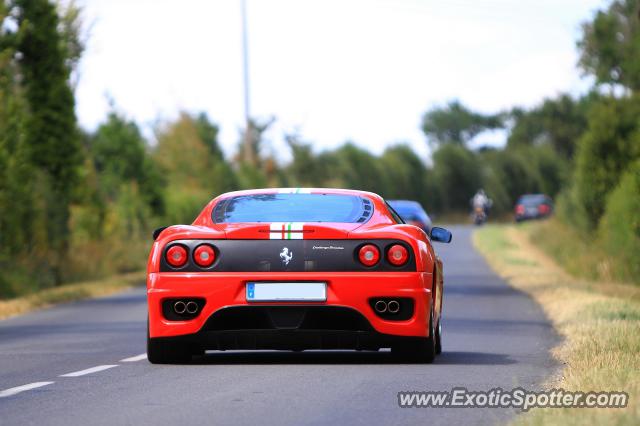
146,188 -> 450,363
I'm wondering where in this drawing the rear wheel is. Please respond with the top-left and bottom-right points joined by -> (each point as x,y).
435,320 -> 442,355
392,308 -> 436,363
147,321 -> 192,364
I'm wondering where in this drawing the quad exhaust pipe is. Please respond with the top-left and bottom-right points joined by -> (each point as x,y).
186,301 -> 198,314
173,301 -> 187,314
374,299 -> 401,315
374,300 -> 388,313
173,300 -> 199,316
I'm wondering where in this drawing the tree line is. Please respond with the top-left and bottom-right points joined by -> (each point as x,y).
1,0 -> 638,297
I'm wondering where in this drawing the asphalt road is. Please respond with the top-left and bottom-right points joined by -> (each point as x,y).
0,226 -> 559,425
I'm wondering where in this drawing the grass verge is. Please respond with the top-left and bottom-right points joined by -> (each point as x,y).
0,271 -> 145,321
524,218 -> 633,285
473,224 -> 639,425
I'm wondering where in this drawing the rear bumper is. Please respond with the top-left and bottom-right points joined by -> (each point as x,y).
516,211 -> 552,221
148,271 -> 432,341
149,328 -> 426,351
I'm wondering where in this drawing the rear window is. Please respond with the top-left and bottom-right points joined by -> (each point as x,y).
213,193 -> 373,223
391,205 -> 419,217
518,195 -> 547,206
388,202 -> 423,222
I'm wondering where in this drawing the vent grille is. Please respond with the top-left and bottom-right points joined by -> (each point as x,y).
356,199 -> 374,222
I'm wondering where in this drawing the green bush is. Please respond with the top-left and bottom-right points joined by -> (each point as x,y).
573,97 -> 640,230
599,161 -> 640,284
529,144 -> 569,197
65,183 -> 152,282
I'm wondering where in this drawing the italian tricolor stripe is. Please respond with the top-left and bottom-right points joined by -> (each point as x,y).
269,222 -> 305,239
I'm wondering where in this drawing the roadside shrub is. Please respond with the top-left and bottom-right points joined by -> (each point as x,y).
529,144 -> 568,197
573,97 -> 640,230
553,188 -> 589,231
599,161 -> 640,284
65,183 -> 152,281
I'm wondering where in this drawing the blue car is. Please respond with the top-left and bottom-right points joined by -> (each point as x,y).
514,194 -> 553,222
388,200 -> 432,233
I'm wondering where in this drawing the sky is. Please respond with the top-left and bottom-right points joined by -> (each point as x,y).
74,0 -> 605,161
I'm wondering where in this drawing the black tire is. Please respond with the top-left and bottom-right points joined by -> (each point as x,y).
435,320 -> 442,355
147,321 -> 191,364
392,308 -> 436,363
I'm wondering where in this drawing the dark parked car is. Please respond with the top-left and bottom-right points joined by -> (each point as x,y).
514,194 -> 553,222
388,200 -> 432,233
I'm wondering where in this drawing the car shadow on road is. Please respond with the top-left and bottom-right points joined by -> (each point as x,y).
434,351 -> 516,365
188,349 -> 516,366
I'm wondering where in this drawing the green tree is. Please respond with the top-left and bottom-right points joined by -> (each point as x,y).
89,111 -> 165,214
155,113 -> 237,223
194,112 -> 224,160
234,117 -> 281,188
508,94 -> 592,158
422,100 -> 502,146
237,117 -> 275,167
328,143 -> 390,196
478,152 -> 511,215
495,149 -> 542,202
578,0 -> 640,92
574,96 -> 640,229
57,0 -> 85,89
599,160 -> 640,282
0,33 -> 28,257
0,0 -> 83,286
284,133 -> 324,187
431,144 -> 483,212
380,144 -> 434,207
529,144 -> 568,197
13,0 -> 83,280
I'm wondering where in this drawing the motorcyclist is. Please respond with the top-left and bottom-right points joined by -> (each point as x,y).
471,189 -> 492,224
471,189 -> 490,213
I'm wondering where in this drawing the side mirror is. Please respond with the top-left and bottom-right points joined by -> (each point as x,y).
152,226 -> 169,241
430,226 -> 452,243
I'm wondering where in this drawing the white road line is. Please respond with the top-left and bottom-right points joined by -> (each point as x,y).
59,365 -> 119,377
0,382 -> 54,398
120,353 -> 147,362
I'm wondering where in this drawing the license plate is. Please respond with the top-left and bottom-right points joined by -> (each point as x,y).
246,282 -> 327,302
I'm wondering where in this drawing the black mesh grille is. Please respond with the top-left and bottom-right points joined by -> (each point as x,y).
203,306 -> 373,332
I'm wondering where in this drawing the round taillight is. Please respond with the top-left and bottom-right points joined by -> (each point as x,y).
194,244 -> 216,267
166,245 -> 188,268
387,244 -> 409,266
358,244 -> 380,267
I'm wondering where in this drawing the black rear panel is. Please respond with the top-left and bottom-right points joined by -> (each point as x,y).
203,306 -> 373,332
159,239 -> 416,272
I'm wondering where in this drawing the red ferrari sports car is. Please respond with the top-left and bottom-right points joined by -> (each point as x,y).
146,188 -> 452,363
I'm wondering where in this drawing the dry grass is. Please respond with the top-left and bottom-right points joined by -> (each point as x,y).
525,219 -> 630,285
0,271 -> 145,320
474,224 -> 640,425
